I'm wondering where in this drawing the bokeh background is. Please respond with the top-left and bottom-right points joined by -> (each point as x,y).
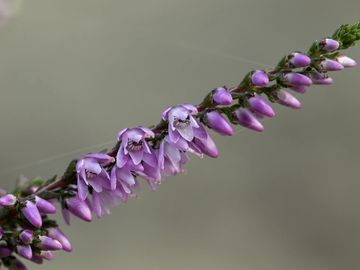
0,1 -> 360,269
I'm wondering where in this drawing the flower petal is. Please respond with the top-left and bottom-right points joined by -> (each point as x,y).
116,146 -> 129,168
177,126 -> 194,141
77,177 -> 89,201
129,150 -> 143,165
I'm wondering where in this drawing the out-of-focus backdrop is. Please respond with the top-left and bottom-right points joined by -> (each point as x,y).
0,1 -> 359,269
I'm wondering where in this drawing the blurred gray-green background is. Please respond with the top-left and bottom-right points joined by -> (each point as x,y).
0,1 -> 360,269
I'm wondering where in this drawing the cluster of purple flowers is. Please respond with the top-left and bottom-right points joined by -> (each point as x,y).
0,194 -> 72,269
71,104 -> 220,221
66,39 -> 357,222
0,34 -> 358,269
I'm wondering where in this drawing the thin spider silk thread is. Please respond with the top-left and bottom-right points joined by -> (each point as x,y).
0,140 -> 114,176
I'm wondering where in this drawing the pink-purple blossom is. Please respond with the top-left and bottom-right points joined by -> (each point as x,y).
76,153 -> 114,201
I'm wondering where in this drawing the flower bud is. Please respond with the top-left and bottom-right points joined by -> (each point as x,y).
277,90 -> 301,109
206,111 -> 234,136
193,134 -> 219,158
289,52 -> 311,67
35,196 -> 57,214
0,194 -> 17,206
65,197 -> 92,222
41,251 -> 54,261
37,236 -> 63,251
10,258 -> 28,270
48,228 -> 72,252
0,245 -> 12,258
233,108 -> 264,132
310,71 -> 334,85
251,70 -> 269,87
19,230 -> 33,245
248,95 -> 275,118
283,72 -> 312,87
337,55 -> 357,68
22,201 -> 42,228
319,38 -> 340,52
17,245 -> 32,260
61,207 -> 71,225
320,59 -> 344,71
213,87 -> 233,105
30,254 -> 44,264
289,86 -> 307,94
0,226 -> 3,239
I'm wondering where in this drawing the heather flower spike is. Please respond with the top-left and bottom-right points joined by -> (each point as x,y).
0,21 -> 359,270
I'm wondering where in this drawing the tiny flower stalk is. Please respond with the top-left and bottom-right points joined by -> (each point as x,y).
0,21 -> 359,270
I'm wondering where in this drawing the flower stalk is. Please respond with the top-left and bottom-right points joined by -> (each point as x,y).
0,21 -> 359,269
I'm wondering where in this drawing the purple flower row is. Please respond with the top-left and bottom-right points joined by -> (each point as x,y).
0,35 -> 358,270
68,39 -> 356,223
